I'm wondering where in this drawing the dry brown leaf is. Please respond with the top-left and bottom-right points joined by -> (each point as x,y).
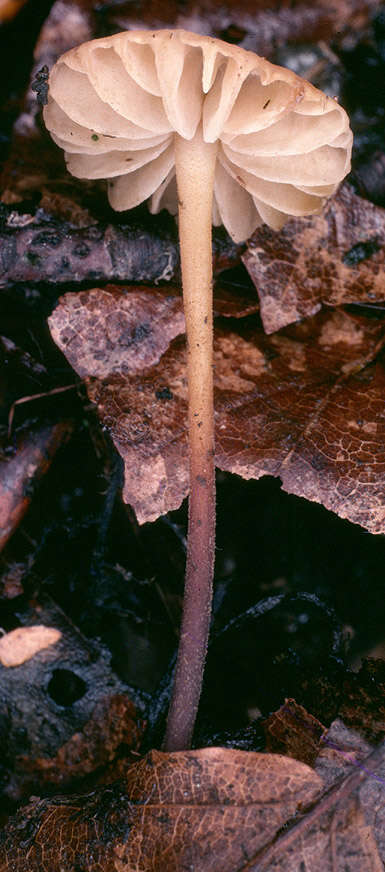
256,798 -> 384,871
0,747 -> 322,872
0,213 -> 185,288
251,734 -> 385,871
50,290 -> 385,532
0,626 -> 62,667
243,184 -> 385,334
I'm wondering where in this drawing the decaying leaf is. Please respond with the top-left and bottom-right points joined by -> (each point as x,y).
0,625 -> 62,667
243,184 -> 385,333
264,698 -> 326,766
313,721 -> 385,870
0,747 -> 322,871
256,797 -> 384,871
338,659 -> 385,743
2,739 -> 385,872
49,286 -> 186,379
0,421 -> 74,552
47,284 -> 258,381
252,732 -> 385,871
49,288 -> 385,532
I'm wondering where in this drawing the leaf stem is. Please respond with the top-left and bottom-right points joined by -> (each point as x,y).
164,128 -> 218,751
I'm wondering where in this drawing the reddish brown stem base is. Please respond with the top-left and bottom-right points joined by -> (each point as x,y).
164,130 -> 218,751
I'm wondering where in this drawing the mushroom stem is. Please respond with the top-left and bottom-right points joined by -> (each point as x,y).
164,128 -> 219,751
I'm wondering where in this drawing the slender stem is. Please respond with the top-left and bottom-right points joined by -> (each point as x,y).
164,129 -> 218,751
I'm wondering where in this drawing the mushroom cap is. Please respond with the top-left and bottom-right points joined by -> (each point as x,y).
43,29 -> 352,243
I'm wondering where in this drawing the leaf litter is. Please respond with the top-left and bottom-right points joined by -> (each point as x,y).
1,0 -> 385,869
50,290 -> 385,533
0,729 -> 384,870
243,183 -> 385,334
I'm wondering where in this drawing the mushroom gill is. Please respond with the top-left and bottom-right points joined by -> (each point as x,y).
44,29 -> 352,243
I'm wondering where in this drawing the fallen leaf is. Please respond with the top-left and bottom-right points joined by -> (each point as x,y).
49,286 -> 186,379
243,184 -> 385,333
50,290 -> 385,532
264,698 -> 326,767
253,735 -> 385,871
313,720 -> 385,868
0,747 -> 322,871
48,284 -> 258,381
0,625 -> 62,667
2,740 -> 385,871
256,797 -> 384,871
0,421 -> 74,552
214,312 -> 385,535
338,658 -> 385,744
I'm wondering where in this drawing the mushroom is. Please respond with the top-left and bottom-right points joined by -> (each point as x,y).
43,29 -> 352,751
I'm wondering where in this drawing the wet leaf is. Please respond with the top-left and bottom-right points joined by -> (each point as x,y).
50,291 -> 385,532
264,698 -> 326,767
2,740 -> 385,871
0,747 -> 322,871
338,659 -> 385,744
0,421 -> 74,552
243,184 -> 385,333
